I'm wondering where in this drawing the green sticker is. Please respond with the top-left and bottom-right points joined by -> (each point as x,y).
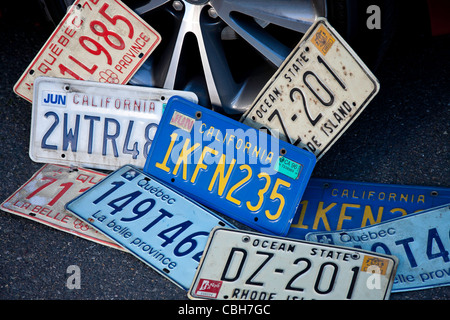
274,156 -> 302,179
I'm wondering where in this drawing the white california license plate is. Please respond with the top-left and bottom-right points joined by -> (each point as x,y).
241,18 -> 379,159
29,77 -> 197,170
188,228 -> 398,300
14,0 -> 161,102
0,164 -> 123,250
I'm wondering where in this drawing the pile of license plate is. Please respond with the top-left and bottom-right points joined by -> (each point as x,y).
2,0 -> 449,300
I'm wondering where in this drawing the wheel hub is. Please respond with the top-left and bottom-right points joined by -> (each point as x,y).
130,0 -> 326,114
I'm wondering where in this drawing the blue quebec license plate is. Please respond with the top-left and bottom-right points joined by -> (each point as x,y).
66,165 -> 235,290
289,178 -> 450,239
306,204 -> 450,292
143,97 -> 317,236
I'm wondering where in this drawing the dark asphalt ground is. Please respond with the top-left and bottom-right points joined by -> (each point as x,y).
0,2 -> 449,305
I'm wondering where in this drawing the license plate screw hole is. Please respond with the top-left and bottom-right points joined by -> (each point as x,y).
163,268 -> 170,274
138,53 -> 144,58
254,217 -> 258,222
29,69 -> 34,75
431,191 -> 438,196
161,96 -> 166,101
64,85 -> 70,91
196,111 -> 202,119
171,178 -> 175,183
242,236 -> 250,243
61,154 -> 66,158
351,253 -> 360,260
280,148 -> 286,155
218,221 -> 226,227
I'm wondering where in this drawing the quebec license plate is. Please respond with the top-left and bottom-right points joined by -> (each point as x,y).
65,165 -> 235,290
289,178 -> 450,239
30,76 -> 198,170
143,97 -> 317,236
14,0 -> 161,102
188,228 -> 398,300
306,204 -> 450,292
1,164 -> 123,250
241,18 -> 380,159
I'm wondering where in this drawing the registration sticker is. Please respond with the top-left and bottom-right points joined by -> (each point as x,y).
194,279 -> 223,298
188,228 -> 398,300
311,24 -> 336,55
274,156 -> 303,180
288,178 -> 450,239
170,111 -> 195,133
144,96 -> 316,236
29,77 -> 197,170
0,164 -> 123,250
306,204 -> 450,292
66,165 -> 235,290
241,18 -> 380,159
361,255 -> 389,275
14,0 -> 161,102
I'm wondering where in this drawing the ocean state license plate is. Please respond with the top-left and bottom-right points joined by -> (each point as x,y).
14,0 -> 161,102
288,178 -> 450,239
65,165 -> 235,290
306,204 -> 450,292
241,18 -> 379,159
188,228 -> 398,300
144,97 -> 317,236
0,164 -> 123,250
30,77 -> 198,170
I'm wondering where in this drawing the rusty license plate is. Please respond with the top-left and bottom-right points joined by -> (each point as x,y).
14,0 -> 161,102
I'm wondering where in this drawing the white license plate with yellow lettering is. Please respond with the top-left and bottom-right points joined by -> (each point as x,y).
188,228 -> 398,300
241,18 -> 380,159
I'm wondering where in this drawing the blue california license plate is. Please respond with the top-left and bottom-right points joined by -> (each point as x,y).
66,165 -> 235,290
143,97 -> 316,236
306,204 -> 450,292
289,178 -> 450,239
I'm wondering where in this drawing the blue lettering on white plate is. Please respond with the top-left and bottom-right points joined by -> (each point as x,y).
43,92 -> 66,106
40,112 -> 157,158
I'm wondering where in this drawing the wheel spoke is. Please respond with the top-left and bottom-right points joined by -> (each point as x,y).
210,0 -> 325,66
198,21 -> 240,109
130,0 -> 326,113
